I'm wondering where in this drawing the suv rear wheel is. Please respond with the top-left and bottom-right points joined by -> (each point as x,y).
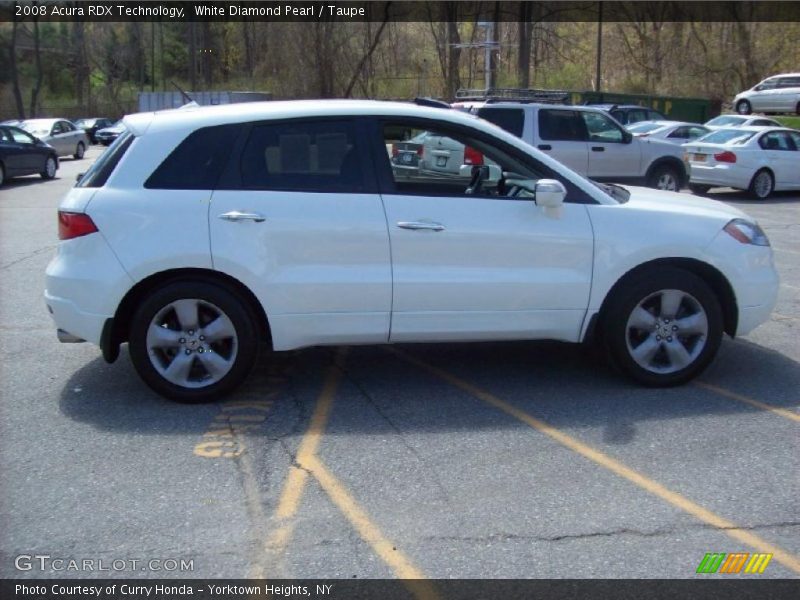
128,281 -> 259,402
603,268 -> 723,386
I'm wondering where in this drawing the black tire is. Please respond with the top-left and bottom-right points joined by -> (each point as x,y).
74,142 -> 85,160
736,100 -> 752,115
748,169 -> 773,200
0,162 -> 5,187
40,156 -> 57,180
795,101 -> 800,116
688,183 -> 710,195
128,280 -> 260,402
602,267 -> 723,387
647,163 -> 683,192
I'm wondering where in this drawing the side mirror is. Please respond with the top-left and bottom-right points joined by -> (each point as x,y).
534,179 -> 567,208
76,172 -> 84,183
459,163 -> 502,182
622,131 -> 633,144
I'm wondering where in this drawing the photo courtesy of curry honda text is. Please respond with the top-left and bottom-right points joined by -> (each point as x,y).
45,100 -> 779,402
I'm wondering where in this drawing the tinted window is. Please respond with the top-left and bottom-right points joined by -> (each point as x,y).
538,110 -> 586,141
759,132 -> 794,151
581,112 -> 624,143
788,131 -> 800,149
379,119 -> 593,204
778,77 -> 800,88
667,126 -> 691,139
476,108 -> 524,137
239,120 -> 363,192
145,124 -> 241,190
77,132 -> 134,188
626,109 -> 649,124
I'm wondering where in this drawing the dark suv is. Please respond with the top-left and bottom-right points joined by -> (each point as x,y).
588,104 -> 666,126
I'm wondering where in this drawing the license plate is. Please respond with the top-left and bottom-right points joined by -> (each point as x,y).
693,153 -> 707,162
401,153 -> 413,164
436,156 -> 447,167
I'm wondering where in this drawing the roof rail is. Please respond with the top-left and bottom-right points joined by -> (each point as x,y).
455,88 -> 571,105
413,97 -> 451,109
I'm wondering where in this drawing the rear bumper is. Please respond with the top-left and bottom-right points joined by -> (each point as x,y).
45,231 -> 133,347
688,163 -> 752,190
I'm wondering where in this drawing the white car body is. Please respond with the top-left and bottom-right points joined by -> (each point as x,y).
704,115 -> 782,131
684,126 -> 800,196
627,120 -> 710,146
21,118 -> 89,158
45,100 -> 779,400
475,103 -> 689,190
732,73 -> 800,115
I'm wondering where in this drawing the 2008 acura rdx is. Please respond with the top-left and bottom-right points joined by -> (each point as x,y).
45,100 -> 778,402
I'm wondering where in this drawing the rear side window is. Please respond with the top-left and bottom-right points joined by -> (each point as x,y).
76,132 -> 134,188
145,124 -> 242,190
477,108 -> 525,137
538,109 -> 587,141
238,120 -> 364,192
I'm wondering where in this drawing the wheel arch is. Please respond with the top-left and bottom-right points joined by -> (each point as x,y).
103,268 -> 271,363
592,257 -> 738,342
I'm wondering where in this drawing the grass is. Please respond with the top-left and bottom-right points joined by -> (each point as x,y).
775,115 -> 800,129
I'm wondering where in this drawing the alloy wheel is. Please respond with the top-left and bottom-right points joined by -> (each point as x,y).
625,289 -> 708,375
145,298 -> 238,389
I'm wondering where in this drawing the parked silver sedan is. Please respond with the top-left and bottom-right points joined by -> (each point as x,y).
20,119 -> 89,159
626,120 -> 710,146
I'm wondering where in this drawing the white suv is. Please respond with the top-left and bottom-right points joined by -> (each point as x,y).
45,100 -> 778,401
733,73 -> 800,116
475,103 -> 691,191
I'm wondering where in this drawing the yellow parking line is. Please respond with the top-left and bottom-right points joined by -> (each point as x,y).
695,382 -> 800,424
251,348 -> 347,578
391,348 -> 800,576
305,455 -> 440,599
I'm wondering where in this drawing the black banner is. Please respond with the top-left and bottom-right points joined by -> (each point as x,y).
2,1 -> 800,23
2,579 -> 800,600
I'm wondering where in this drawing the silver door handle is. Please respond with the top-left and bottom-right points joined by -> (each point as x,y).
397,221 -> 445,232
218,211 -> 266,223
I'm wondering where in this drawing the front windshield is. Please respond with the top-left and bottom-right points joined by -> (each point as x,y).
706,116 -> 746,127
699,129 -> 756,145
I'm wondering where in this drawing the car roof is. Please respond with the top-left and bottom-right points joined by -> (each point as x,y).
633,120 -> 698,127
591,104 -> 659,111
22,118 -> 62,126
764,72 -> 800,78
124,99 -> 485,137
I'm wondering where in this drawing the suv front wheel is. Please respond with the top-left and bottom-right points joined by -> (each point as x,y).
128,281 -> 259,402
648,164 -> 682,192
603,268 -> 723,387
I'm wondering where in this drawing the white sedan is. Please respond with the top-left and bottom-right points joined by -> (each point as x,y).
20,118 -> 89,159
683,126 -> 800,198
627,120 -> 710,146
704,115 -> 781,130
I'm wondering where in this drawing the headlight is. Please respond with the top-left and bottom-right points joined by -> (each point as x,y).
723,219 -> 770,246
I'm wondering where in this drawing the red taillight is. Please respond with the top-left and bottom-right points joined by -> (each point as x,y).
714,151 -> 737,163
58,211 -> 98,240
416,146 -> 424,157
391,144 -> 398,157
464,146 -> 484,166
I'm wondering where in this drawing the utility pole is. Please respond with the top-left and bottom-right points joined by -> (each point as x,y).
595,2 -> 603,92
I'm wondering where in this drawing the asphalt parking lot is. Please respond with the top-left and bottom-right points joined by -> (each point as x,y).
0,146 -> 797,584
